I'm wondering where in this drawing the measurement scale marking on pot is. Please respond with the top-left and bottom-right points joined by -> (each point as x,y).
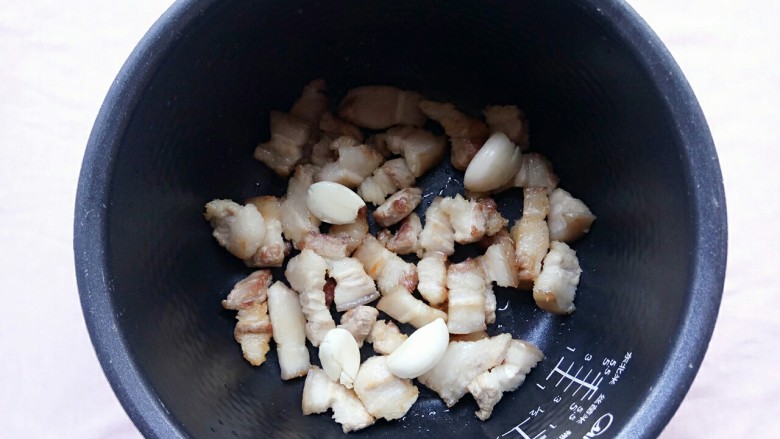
499,417 -> 548,439
497,347 -> 632,439
544,357 -> 603,400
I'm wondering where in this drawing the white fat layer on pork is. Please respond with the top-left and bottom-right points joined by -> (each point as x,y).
353,356 -> 419,421
285,249 -> 334,346
418,334 -> 512,407
533,241 -> 581,314
302,366 -> 375,433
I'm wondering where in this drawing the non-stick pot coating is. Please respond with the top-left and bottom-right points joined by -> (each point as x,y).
75,1 -> 726,438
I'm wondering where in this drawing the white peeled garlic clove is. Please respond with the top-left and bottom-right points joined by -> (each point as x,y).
306,181 -> 366,225
386,318 -> 449,379
319,328 -> 361,388
463,132 -> 522,192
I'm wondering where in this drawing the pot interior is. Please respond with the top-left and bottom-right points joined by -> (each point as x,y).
93,0 -> 714,437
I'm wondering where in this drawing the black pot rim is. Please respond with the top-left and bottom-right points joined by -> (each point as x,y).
73,1 -> 727,437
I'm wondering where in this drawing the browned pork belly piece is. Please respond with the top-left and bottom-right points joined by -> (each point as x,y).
383,213 -> 422,255
245,196 -> 290,267
510,152 -> 559,193
482,105 -> 529,150
308,135 -> 337,166
367,319 -> 408,355
547,188 -> 596,242
339,305 -> 379,347
353,235 -> 418,294
221,270 -> 273,366
280,164 -> 321,246
419,100 -> 490,170
357,158 -> 415,205
298,231 -> 349,260
254,111 -> 312,177
328,207 -> 369,255
512,187 -> 550,289
327,257 -> 380,312
232,302 -> 273,367
267,281 -> 310,380
320,112 -> 364,142
416,251 -> 448,306
316,142 -> 385,188
285,249 -> 334,346
353,356 -> 419,421
418,333 -> 512,407
417,197 -> 456,257
222,269 -> 272,311
478,197 -> 508,236
446,259 -> 488,334
373,187 -> 423,228
302,366 -> 376,433
477,231 -> 519,288
204,199 -> 266,260
290,79 -> 328,130
467,339 -> 544,420
338,85 -> 427,130
440,194 -> 507,244
533,241 -> 581,314
377,285 -> 447,329
383,126 -> 447,177
365,132 -> 394,158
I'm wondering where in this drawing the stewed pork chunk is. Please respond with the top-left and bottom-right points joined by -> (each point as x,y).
418,333 -> 512,407
373,187 -> 423,228
327,257 -> 380,312
357,158 -> 415,205
467,339 -> 544,420
353,235 -> 418,294
367,319 -> 408,355
285,249 -> 334,346
204,200 -> 265,261
383,212 -> 422,255
383,125 -> 447,177
477,231 -> 519,288
266,281 -> 310,380
353,356 -> 419,421
446,259 -> 489,334
328,206 -> 369,255
290,78 -> 329,130
245,196 -> 290,267
417,197 -> 456,257
547,188 -> 596,242
416,251 -> 448,306
316,142 -> 384,188
338,85 -> 427,129
280,164 -> 321,247
254,111 -> 312,177
302,366 -> 375,433
319,112 -> 364,142
221,270 -> 273,366
339,305 -> 379,347
483,105 -> 529,150
419,100 -> 490,170
512,187 -> 550,289
377,285 -> 447,329
533,241 -> 582,315
440,194 -> 506,244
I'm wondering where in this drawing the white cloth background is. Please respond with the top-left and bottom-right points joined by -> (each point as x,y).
0,1 -> 777,437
